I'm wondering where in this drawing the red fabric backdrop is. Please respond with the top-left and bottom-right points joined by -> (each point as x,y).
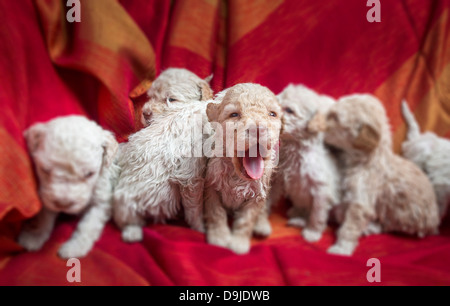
0,0 -> 449,285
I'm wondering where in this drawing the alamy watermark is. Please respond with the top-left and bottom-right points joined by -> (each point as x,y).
66,258 -> 81,283
64,257 -> 381,284
66,0 -> 81,23
65,1 -> 381,24
366,0 -> 381,23
366,258 -> 381,283
145,110 -> 280,163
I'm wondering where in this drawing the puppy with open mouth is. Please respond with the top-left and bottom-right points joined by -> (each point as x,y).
204,83 -> 282,254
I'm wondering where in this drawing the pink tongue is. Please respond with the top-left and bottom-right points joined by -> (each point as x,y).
243,154 -> 264,180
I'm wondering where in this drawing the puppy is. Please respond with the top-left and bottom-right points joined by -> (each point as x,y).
204,83 -> 282,254
141,68 -> 213,127
401,101 -> 450,218
19,116 -> 119,258
323,94 -> 439,256
270,84 -> 340,242
113,100 -> 210,242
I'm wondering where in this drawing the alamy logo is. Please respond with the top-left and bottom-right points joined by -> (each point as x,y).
66,0 -> 81,23
366,0 -> 381,23
150,113 -> 280,169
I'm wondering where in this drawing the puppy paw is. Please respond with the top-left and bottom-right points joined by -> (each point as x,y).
122,225 -> 143,243
229,236 -> 251,255
253,218 -> 272,237
207,231 -> 231,249
302,228 -> 323,242
363,222 -> 382,236
287,217 -> 307,228
17,230 -> 48,252
58,240 -> 90,259
327,241 -> 356,256
191,222 -> 205,233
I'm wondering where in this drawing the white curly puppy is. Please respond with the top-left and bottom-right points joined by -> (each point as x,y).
204,83 -> 282,254
113,100 -> 210,242
270,84 -> 340,243
141,68 -> 213,127
401,101 -> 450,218
324,94 -> 439,256
19,115 -> 119,259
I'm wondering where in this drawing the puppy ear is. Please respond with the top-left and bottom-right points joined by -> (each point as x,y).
207,88 -> 228,121
198,81 -> 214,101
307,111 -> 327,134
206,102 -> 220,122
102,131 -> 119,168
24,123 -> 47,153
204,74 -> 213,84
352,123 -> 380,152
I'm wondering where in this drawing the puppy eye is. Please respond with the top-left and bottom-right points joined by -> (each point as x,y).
229,113 -> 240,118
167,97 -> 177,103
269,111 -> 277,117
284,107 -> 294,115
84,171 -> 95,179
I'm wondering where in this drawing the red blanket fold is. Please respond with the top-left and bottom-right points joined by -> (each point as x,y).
0,0 -> 449,285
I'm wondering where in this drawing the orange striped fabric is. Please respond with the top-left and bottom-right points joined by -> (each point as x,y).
0,0 -> 449,285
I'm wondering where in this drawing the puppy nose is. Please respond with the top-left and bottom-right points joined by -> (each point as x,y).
142,110 -> 152,122
53,200 -> 73,208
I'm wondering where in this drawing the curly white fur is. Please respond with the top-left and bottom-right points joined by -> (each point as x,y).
113,100 -> 211,242
401,100 -> 450,218
271,84 -> 341,243
19,115 -> 119,258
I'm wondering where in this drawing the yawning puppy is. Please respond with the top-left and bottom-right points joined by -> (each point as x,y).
401,101 -> 450,218
324,94 -> 439,256
19,116 -> 119,258
141,68 -> 213,127
270,84 -> 341,243
204,83 -> 282,254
